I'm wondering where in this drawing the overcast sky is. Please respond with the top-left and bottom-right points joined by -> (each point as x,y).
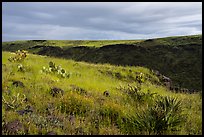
2,2 -> 202,41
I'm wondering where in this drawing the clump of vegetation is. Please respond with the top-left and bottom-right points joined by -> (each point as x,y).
118,84 -> 156,104
133,96 -> 186,135
8,50 -> 28,62
136,72 -> 145,84
41,61 -> 70,78
17,64 -> 27,72
2,93 -> 27,110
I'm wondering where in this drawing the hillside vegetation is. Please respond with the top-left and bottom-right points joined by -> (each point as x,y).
2,51 -> 202,135
2,35 -> 202,91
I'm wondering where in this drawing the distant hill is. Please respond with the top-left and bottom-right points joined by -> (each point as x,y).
2,35 -> 202,91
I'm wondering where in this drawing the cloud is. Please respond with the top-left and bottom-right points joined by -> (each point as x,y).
2,2 -> 202,41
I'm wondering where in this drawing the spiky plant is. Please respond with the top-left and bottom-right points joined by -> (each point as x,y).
2,93 -> 27,110
133,96 -> 186,135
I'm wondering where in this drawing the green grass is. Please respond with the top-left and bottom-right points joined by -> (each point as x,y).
2,35 -> 202,91
2,51 -> 202,135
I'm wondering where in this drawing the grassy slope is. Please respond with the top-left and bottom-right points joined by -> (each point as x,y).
2,51 -> 202,135
2,39 -> 142,48
2,35 -> 202,91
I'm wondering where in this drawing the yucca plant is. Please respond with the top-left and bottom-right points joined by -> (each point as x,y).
133,96 -> 186,135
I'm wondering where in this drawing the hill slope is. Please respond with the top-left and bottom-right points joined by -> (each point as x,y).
2,35 -> 202,91
2,51 -> 202,135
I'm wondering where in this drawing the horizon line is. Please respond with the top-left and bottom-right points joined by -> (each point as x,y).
2,34 -> 202,42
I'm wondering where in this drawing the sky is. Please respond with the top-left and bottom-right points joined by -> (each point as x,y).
2,2 -> 202,41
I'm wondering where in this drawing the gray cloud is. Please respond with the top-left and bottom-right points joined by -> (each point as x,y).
2,2 -> 202,41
